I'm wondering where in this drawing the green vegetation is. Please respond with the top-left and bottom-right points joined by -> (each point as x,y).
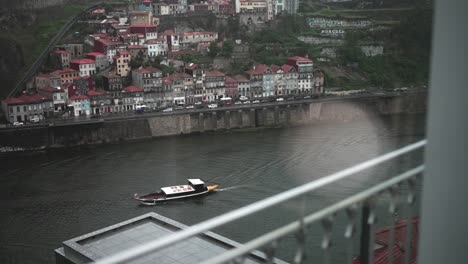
334,8 -> 432,88
247,15 -> 314,65
220,40 -> 234,58
208,42 -> 220,58
247,5 -> 432,89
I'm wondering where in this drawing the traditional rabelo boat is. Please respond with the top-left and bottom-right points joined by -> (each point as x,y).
134,179 -> 220,205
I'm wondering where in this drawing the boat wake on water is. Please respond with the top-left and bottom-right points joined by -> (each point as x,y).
215,185 -> 249,192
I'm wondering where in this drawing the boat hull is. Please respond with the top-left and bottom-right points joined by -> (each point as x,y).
134,184 -> 219,205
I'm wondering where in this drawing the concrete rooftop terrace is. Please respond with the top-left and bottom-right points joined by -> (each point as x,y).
55,212 -> 288,264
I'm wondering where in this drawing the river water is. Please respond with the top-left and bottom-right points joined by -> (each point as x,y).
0,114 -> 425,263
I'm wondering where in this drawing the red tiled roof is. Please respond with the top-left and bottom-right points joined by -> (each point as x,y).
353,218 -> 419,264
118,50 -> 130,55
162,29 -> 176,35
269,64 -> 280,72
124,86 -> 143,93
163,77 -> 173,85
70,95 -> 89,100
281,64 -> 294,72
256,64 -> 270,74
87,52 -> 105,57
205,70 -> 225,77
288,56 -> 313,63
71,59 -> 95,64
133,67 -> 161,73
128,45 -> 146,49
225,76 -> 237,83
38,86 -> 60,93
51,68 -> 79,75
234,74 -> 249,82
92,9 -> 106,14
185,63 -> 199,70
3,97 -> 24,105
26,94 -> 52,102
87,90 -> 108,96
54,49 -> 68,55
95,38 -> 124,46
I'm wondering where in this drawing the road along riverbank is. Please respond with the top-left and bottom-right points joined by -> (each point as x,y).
0,92 -> 426,151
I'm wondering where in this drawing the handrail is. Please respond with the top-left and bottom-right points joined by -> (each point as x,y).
201,165 -> 424,264
94,139 -> 426,264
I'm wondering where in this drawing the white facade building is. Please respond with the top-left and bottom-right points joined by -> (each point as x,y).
70,59 -> 96,77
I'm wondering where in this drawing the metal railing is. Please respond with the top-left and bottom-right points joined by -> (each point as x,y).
95,140 -> 426,264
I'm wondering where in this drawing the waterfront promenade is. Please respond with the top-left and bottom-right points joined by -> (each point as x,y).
0,90 -> 421,130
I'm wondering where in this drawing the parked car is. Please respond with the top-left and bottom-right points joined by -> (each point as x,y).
276,97 -> 284,102
13,122 -> 24,126
208,104 -> 218,109
194,101 -> 202,105
239,96 -> 249,101
252,100 -> 260,104
234,101 -> 243,105
243,100 -> 251,104
30,117 -> 40,123
267,97 -> 277,103
163,108 -> 173,112
186,105 -> 194,109
303,95 -> 311,99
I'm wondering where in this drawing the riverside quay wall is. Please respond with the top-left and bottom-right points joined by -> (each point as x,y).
0,92 -> 427,150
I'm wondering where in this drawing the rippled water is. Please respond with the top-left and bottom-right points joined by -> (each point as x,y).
0,114 -> 425,263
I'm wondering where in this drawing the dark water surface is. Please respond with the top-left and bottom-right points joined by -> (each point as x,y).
0,114 -> 425,263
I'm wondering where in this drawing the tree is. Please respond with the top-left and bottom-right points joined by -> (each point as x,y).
94,75 -> 104,89
130,50 -> 145,69
160,64 -> 175,76
208,42 -> 220,58
221,40 -> 234,58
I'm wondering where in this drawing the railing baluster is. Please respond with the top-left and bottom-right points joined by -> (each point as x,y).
321,215 -> 335,264
231,254 -> 246,264
387,187 -> 399,264
294,227 -> 306,264
264,240 -> 278,264
367,208 -> 376,264
345,204 -> 358,263
294,196 -> 307,264
360,199 -> 377,264
404,178 -> 416,264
